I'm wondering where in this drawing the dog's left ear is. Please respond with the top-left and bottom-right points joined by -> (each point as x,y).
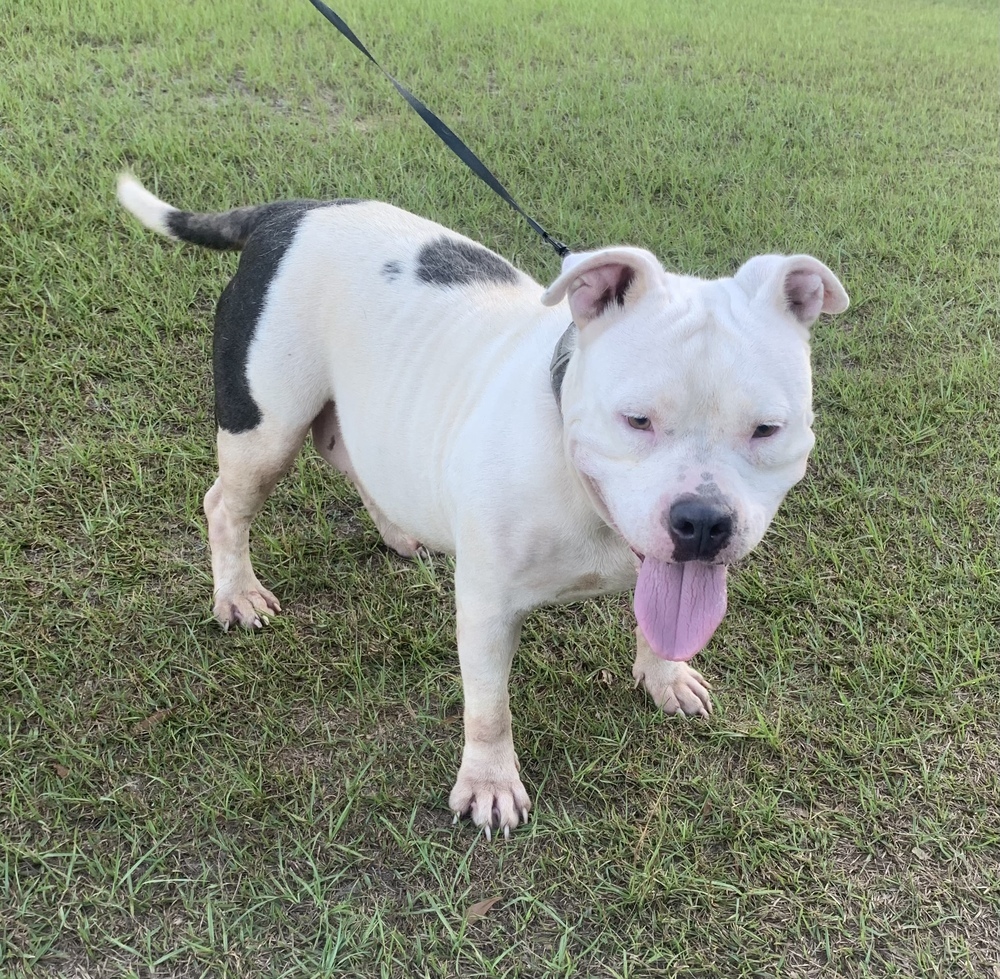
735,254 -> 850,329
540,248 -> 664,327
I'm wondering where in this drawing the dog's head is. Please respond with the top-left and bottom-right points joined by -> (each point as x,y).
542,247 -> 849,661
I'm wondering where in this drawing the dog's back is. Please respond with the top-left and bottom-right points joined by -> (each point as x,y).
118,177 -> 568,555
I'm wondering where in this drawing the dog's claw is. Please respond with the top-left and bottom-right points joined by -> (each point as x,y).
521,807 -> 530,826
503,824 -> 510,840
484,823 -> 492,843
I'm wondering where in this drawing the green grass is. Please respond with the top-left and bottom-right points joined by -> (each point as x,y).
1,0 -> 998,975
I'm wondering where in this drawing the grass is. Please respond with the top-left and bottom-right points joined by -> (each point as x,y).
1,0 -> 998,975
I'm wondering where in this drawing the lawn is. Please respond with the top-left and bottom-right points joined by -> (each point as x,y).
1,0 -> 998,976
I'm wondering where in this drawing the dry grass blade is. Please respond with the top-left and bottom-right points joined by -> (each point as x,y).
465,896 -> 502,921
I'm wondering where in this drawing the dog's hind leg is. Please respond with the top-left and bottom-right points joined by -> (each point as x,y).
204,418 -> 311,630
311,401 -> 424,558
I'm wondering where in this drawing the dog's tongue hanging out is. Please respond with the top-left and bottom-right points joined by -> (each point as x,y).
634,558 -> 727,661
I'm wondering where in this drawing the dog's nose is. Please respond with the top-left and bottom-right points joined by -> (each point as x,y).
666,498 -> 733,561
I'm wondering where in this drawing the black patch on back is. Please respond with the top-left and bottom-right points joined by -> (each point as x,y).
415,236 -> 518,287
213,199 -> 360,433
382,260 -> 403,282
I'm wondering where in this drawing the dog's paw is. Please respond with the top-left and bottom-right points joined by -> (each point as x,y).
213,582 -> 281,631
449,752 -> 531,841
632,658 -> 713,717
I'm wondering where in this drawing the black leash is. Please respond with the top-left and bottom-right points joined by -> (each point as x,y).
307,0 -> 571,259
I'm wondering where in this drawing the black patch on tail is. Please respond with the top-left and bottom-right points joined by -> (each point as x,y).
415,236 -> 518,287
168,205 -> 267,250
170,197 -> 363,250
212,200 -> 361,433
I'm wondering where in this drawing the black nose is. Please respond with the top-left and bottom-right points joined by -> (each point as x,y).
666,498 -> 733,561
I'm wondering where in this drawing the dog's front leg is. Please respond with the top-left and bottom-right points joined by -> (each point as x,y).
448,584 -> 530,840
632,628 -> 713,717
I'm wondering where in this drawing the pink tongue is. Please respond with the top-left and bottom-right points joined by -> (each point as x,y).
634,558 -> 728,661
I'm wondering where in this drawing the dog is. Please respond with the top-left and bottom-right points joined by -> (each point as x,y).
117,174 -> 849,838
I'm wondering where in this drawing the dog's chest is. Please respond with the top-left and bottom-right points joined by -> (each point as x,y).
524,536 -> 638,607
554,572 -> 631,602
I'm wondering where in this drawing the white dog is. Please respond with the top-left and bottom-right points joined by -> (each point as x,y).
118,175 -> 848,838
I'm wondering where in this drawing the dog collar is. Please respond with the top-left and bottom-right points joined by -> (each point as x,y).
548,322 -> 625,540
549,322 -> 577,412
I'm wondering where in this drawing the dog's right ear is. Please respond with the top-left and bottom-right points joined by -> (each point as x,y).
540,248 -> 664,327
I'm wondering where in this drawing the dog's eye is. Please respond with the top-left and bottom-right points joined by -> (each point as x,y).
752,424 -> 780,439
626,415 -> 652,431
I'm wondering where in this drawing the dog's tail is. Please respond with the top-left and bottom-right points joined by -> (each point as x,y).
117,174 -> 267,251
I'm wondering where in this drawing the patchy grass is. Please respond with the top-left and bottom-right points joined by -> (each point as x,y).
1,0 -> 997,975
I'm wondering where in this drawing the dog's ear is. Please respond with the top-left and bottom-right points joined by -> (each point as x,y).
735,254 -> 849,329
540,248 -> 664,327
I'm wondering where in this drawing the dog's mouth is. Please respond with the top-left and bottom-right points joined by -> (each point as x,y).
577,470 -> 729,663
633,556 -> 728,662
